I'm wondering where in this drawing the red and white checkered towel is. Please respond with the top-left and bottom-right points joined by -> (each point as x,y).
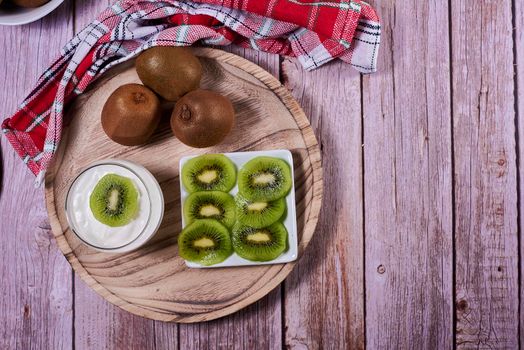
1,0 -> 380,185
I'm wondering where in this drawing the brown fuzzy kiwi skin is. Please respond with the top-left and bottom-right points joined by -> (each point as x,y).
170,89 -> 235,148
11,0 -> 49,7
101,83 -> 162,146
136,47 -> 202,102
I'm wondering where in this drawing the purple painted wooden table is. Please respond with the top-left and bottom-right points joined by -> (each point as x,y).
1,0 -> 523,348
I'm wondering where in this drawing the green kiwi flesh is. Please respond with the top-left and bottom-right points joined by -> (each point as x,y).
238,156 -> 292,201
235,193 -> 286,228
184,191 -> 235,228
182,154 -> 236,193
89,173 -> 139,227
178,219 -> 233,265
232,222 -> 288,262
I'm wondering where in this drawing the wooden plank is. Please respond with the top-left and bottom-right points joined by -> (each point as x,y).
73,283 -> 156,349
72,0 -> 112,29
0,3 -> 74,349
178,47 -> 283,349
516,0 -> 524,347
178,290 -> 282,349
451,0 -> 519,347
281,58 -> 364,348
70,1 -> 177,348
362,0 -> 453,347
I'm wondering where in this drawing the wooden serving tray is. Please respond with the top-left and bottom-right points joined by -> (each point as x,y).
45,48 -> 323,322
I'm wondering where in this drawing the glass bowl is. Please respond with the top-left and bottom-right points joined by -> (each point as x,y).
65,159 -> 164,253
0,0 -> 65,26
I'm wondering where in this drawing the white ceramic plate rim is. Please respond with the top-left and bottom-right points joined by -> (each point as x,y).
179,149 -> 298,268
0,0 -> 64,25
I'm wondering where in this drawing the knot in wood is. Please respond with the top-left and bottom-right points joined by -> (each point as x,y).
456,299 -> 468,311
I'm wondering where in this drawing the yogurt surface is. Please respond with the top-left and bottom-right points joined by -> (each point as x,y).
66,163 -> 151,249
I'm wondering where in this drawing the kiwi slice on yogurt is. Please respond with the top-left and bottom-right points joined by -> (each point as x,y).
89,173 -> 139,227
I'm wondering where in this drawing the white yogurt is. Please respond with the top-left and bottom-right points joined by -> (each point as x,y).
65,160 -> 164,252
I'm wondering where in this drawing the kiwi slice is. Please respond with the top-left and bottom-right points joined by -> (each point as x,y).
178,219 -> 233,266
235,193 -> 286,228
232,222 -> 288,262
184,191 -> 235,228
238,157 -> 292,201
182,154 -> 236,193
89,174 -> 139,227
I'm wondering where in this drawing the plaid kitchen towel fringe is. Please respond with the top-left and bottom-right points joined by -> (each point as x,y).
1,0 -> 380,186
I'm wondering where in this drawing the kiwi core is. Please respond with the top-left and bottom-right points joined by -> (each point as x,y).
200,204 -> 221,217
253,173 -> 276,185
197,170 -> 218,184
107,189 -> 121,211
247,202 -> 268,212
247,231 -> 272,243
193,237 -> 216,249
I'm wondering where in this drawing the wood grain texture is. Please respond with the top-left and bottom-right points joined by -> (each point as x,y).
179,47 -> 283,349
70,0 -> 174,348
362,0 -> 453,348
0,2 -> 74,349
74,283 -> 157,350
281,58 -> 365,349
179,293 -> 282,350
452,0 -> 519,347
44,48 -> 323,323
2,0 -> 524,346
73,0 -> 112,30
516,0 -> 524,347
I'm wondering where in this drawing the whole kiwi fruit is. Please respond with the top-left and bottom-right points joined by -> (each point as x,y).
136,47 -> 202,101
101,83 -> 161,146
11,0 -> 49,7
171,89 -> 235,148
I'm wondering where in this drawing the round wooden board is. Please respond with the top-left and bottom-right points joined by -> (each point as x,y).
44,48 -> 323,323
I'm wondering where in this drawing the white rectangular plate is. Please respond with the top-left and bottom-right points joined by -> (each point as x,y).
179,149 -> 298,268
